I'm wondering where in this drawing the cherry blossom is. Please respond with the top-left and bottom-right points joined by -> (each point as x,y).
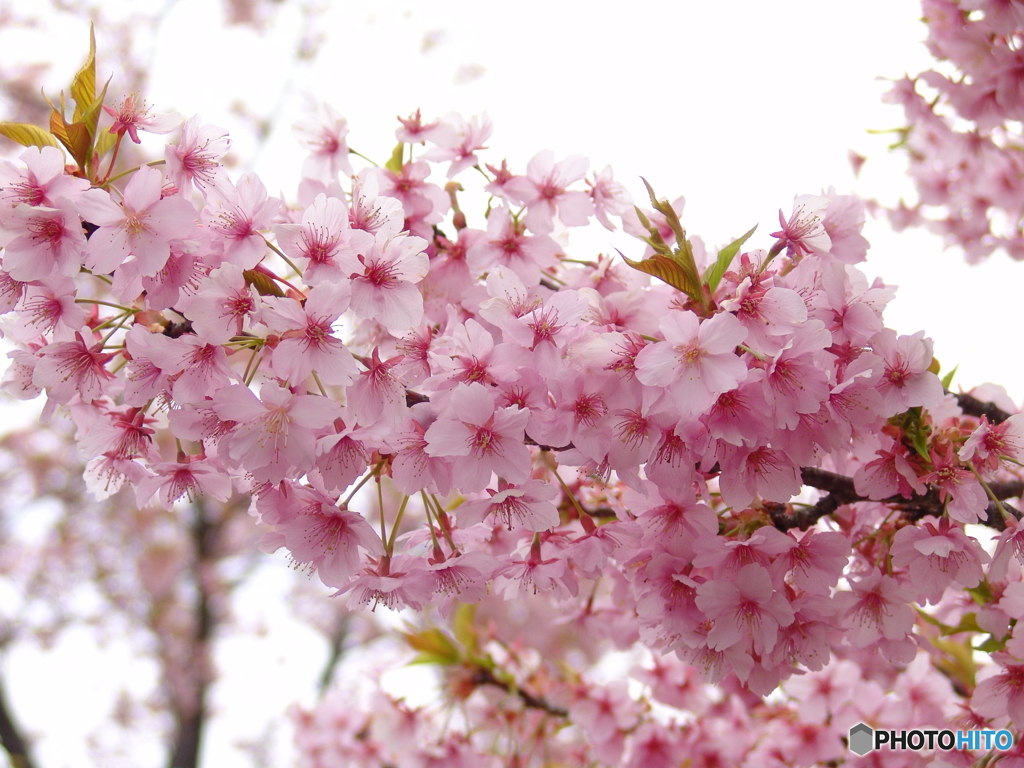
77,165 -> 197,276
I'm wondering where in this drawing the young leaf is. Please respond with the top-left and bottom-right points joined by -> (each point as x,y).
50,110 -> 91,170
704,224 -> 757,293
80,77 -> 111,141
619,250 -> 701,297
384,142 -> 405,174
243,269 -> 286,298
941,364 -> 958,390
0,122 -> 60,150
453,603 -> 478,654
71,24 -> 97,124
401,627 -> 461,666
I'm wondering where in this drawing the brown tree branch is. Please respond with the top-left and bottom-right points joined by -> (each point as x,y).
0,675 -> 38,768
764,468 -> 1023,532
167,501 -> 218,768
470,665 -> 568,718
953,391 -> 1013,424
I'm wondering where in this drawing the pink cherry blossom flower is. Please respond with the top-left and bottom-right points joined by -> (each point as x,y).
853,440 -> 927,500
0,199 -> 86,281
32,331 -> 118,404
341,555 -> 433,611
395,109 -> 442,144
164,115 -> 231,195
871,328 -> 945,414
498,288 -> 590,375
260,281 -> 359,387
495,553 -> 579,601
720,282 -> 808,356
367,161 -> 449,223
587,165 -> 633,231
346,348 -> 408,429
8,275 -> 85,343
273,193 -> 373,285
635,309 -> 749,417
821,187 -> 870,264
990,516 -> 1024,582
457,478 -> 560,531
310,420 -> 378,495
973,652 -> 1024,729
347,231 -> 429,331
76,405 -> 159,463
696,564 -> 795,655
275,486 -> 384,588
103,93 -> 180,143
771,530 -> 850,596
717,444 -> 802,511
212,383 -> 340,484
959,413 -> 1024,474
503,150 -> 593,234
0,146 -> 90,208
424,111 -> 493,178
770,194 -> 831,258
183,262 -> 260,344
761,321 -> 832,429
424,382 -> 532,493
425,550 -> 497,611
466,205 -> 561,286
135,455 -> 233,510
201,173 -> 280,269
390,410 -> 454,496
890,516 -> 988,603
347,174 -> 405,238
919,444 -> 988,524
77,165 -> 197,276
293,102 -> 353,180
836,569 -> 915,648
128,326 -> 237,405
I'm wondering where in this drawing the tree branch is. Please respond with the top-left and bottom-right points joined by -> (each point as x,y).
953,391 -> 1013,424
764,468 -> 1023,532
167,500 -> 218,768
316,617 -> 350,699
470,665 -> 568,718
0,675 -> 38,768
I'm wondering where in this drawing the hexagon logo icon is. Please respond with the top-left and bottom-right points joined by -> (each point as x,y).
849,722 -> 874,756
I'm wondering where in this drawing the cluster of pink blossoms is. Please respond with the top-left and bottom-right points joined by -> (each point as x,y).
879,0 -> 1024,261
4,50 -> 1024,764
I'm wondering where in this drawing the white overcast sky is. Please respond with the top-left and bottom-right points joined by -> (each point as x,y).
2,1 -> 1022,766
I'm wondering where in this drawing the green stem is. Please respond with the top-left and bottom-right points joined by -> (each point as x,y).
102,158 -> 165,187
385,495 -> 411,557
263,237 -> 303,278
969,462 -> 1014,524
343,460 -> 384,507
349,148 -> 378,167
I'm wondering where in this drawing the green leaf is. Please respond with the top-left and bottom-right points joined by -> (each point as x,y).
71,24 -> 97,124
0,122 -> 60,150
940,612 -> 982,636
401,627 -> 460,666
384,142 -> 405,174
93,126 -> 118,159
941,364 -> 958,391
49,110 -> 91,170
80,77 -> 111,145
703,225 -> 756,293
620,250 -> 701,296
453,603 -> 478,654
931,636 -> 976,689
976,635 -> 1007,653
243,269 -> 285,297
967,581 -> 993,605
